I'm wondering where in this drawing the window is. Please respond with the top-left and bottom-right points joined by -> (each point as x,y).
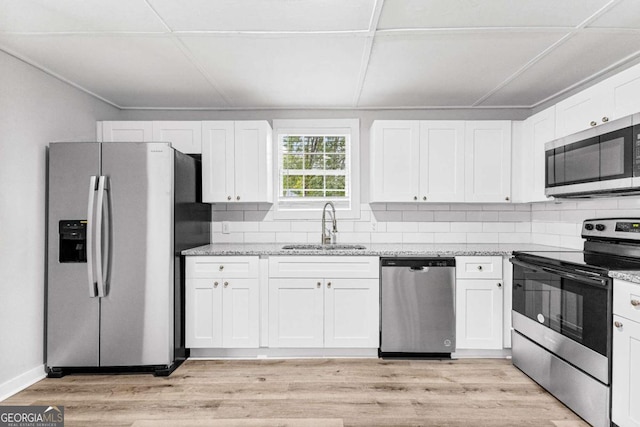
272,119 -> 360,219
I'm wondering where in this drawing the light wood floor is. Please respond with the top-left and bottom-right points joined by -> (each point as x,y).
3,358 -> 589,427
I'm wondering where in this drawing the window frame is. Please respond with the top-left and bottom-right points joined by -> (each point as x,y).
272,119 -> 360,220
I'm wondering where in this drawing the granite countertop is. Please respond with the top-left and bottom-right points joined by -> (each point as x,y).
182,243 -> 567,257
609,271 -> 640,285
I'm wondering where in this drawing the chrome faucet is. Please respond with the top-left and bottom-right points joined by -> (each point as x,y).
321,201 -> 337,245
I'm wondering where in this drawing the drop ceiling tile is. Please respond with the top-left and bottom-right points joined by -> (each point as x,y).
148,0 -> 376,32
588,0 -> 640,29
377,0 -> 610,29
0,35 -> 227,108
179,34 -> 367,108
0,0 -> 167,33
480,31 -> 640,107
358,32 -> 566,108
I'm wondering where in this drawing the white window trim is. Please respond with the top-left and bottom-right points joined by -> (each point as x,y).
272,119 -> 360,220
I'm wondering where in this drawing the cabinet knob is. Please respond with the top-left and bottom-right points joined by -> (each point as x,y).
497,283 -> 502,288
614,321 -> 623,328
317,282 -> 321,288
505,196 -> 510,201
590,121 -> 597,127
227,196 -> 232,201
219,265 -> 224,271
413,196 -> 418,201
422,196 -> 427,201
602,116 -> 609,123
236,196 -> 240,201
327,282 -> 332,288
631,299 -> 640,307
214,281 -> 219,288
477,266 -> 483,271
224,281 -> 229,288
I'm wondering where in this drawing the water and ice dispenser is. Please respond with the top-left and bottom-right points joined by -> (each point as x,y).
58,220 -> 87,263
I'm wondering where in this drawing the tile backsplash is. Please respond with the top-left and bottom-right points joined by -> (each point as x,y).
211,196 -> 640,248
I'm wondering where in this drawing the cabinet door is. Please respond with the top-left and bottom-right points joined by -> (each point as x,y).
370,120 -> 420,202
324,278 -> 379,348
612,315 -> 640,427
233,121 -> 273,203
608,63 -> 640,121
524,107 -> 555,202
152,121 -> 202,154
419,121 -> 465,202
102,121 -> 153,142
185,278 -> 222,348
202,121 -> 235,202
269,278 -> 324,348
222,279 -> 259,348
456,279 -> 503,349
554,84 -> 611,138
464,121 -> 511,202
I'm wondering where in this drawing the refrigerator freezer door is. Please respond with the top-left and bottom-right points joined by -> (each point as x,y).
47,143 -> 101,367
99,143 -> 174,366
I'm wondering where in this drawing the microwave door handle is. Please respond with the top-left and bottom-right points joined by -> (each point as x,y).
86,176 -> 98,298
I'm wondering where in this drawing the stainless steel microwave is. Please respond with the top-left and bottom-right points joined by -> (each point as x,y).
545,113 -> 640,198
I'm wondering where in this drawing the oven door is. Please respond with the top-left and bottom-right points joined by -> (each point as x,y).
511,258 -> 611,384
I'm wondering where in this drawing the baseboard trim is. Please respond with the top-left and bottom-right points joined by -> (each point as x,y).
0,365 -> 46,402
189,348 -> 379,359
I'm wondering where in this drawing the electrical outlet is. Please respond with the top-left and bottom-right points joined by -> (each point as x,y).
371,222 -> 377,232
222,221 -> 231,234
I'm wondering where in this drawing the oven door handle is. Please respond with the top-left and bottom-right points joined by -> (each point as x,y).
511,258 -> 609,288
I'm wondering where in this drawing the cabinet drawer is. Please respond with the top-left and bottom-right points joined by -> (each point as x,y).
269,256 -> 379,279
614,279 -> 640,323
186,256 -> 259,279
455,256 -> 502,279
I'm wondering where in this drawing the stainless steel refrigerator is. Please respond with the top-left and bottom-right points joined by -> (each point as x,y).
46,142 -> 210,377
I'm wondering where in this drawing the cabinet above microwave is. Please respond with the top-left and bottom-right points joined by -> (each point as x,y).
545,113 -> 640,198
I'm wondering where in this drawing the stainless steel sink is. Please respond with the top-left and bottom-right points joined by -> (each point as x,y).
281,244 -> 366,250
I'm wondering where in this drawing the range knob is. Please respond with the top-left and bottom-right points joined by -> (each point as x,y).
585,224 -> 594,231
596,224 -> 606,231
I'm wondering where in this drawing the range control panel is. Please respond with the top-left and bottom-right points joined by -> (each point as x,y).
582,218 -> 640,240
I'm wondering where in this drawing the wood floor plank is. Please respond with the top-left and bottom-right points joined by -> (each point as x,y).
1,359 -> 589,427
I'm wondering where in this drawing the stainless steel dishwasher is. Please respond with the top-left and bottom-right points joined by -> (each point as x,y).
380,257 -> 456,356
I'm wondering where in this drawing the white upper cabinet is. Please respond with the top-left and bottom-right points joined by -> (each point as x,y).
555,62 -> 640,139
464,121 -> 512,203
419,121 -> 465,202
370,120 -> 420,202
100,121 -> 153,142
151,121 -> 202,154
370,120 -> 467,203
201,120 -> 273,203
517,106 -> 555,203
99,121 -> 202,154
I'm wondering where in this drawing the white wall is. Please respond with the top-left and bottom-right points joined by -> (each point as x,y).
0,50 -> 120,399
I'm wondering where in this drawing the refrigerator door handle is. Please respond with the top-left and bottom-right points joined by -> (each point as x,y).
95,176 -> 109,298
87,176 -> 98,297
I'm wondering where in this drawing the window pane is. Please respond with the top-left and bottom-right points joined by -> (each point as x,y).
283,175 -> 303,190
283,189 -> 303,197
325,154 -> 345,170
305,190 -> 324,197
325,136 -> 346,153
304,175 -> 324,190
283,136 -> 304,153
326,176 -> 345,190
305,154 -> 325,170
304,136 -> 324,153
326,190 -> 346,197
283,154 -> 303,169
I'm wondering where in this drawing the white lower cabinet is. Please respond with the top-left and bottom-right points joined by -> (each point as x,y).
185,256 -> 259,348
455,256 -> 503,350
612,279 -> 640,427
268,256 -> 379,348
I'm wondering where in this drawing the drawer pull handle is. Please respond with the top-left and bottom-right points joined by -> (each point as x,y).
219,265 -> 224,271
631,299 -> 640,307
477,266 -> 483,271
614,321 -> 623,328
214,281 -> 219,288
